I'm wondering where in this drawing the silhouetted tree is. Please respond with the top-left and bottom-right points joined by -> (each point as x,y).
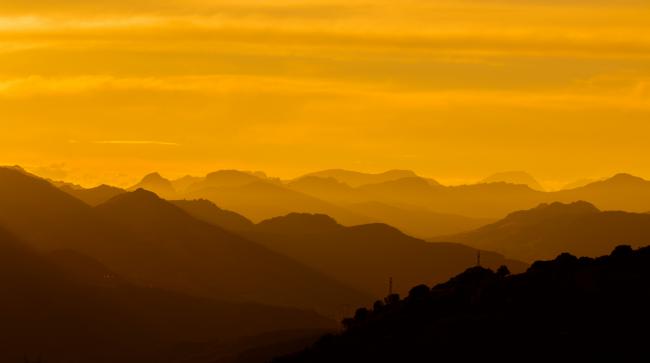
408,284 -> 430,300
612,244 -> 633,257
275,245 -> 650,363
384,293 -> 400,305
373,300 -> 385,312
341,317 -> 356,330
496,265 -> 510,278
353,307 -> 369,322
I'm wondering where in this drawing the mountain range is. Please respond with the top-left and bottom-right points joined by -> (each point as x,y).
0,167 -> 370,316
104,169 -> 650,239
435,201 -> 650,262
5,164 -> 650,362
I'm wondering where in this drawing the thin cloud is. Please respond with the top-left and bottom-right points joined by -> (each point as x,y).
93,140 -> 181,146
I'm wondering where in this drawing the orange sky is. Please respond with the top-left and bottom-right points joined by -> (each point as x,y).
1,0 -> 650,188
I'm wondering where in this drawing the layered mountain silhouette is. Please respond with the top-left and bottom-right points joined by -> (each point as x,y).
184,173 -> 369,225
170,174 -> 203,193
126,169 -> 480,237
242,213 -> 526,298
289,171 -> 650,221
552,173 -> 650,211
481,171 -> 545,191
6,163 -> 650,362
187,170 -> 279,191
561,178 -> 597,190
436,201 -> 650,262
344,202 -> 492,237
122,169 -> 650,238
129,172 -> 178,199
0,226 -> 336,363
300,169 -> 432,188
60,183 -> 125,206
171,198 -> 254,232
0,167 -> 370,315
275,245 -> 650,362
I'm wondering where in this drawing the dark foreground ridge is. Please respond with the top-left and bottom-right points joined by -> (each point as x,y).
275,245 -> 650,362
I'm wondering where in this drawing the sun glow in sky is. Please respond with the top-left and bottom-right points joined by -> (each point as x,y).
2,0 -> 650,187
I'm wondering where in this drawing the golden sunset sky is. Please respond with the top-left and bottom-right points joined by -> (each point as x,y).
1,0 -> 650,188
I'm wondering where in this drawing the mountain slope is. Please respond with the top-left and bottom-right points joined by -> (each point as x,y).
171,199 -> 254,231
553,173 -> 650,212
437,201 -> 650,261
0,168 -> 371,315
60,183 -> 126,206
93,189 -> 371,314
0,226 -> 336,363
0,167 -> 105,251
244,213 -> 526,298
275,245 -> 650,362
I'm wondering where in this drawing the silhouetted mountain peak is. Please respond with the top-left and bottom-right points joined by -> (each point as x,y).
257,213 -> 342,234
507,201 -> 600,220
97,189 -> 211,231
100,188 -> 167,208
143,172 -> 164,181
130,187 -> 160,198
0,166 -> 89,210
0,165 -> 41,181
58,183 -> 126,206
606,173 -> 647,185
196,169 -> 263,189
1,165 -> 27,173
481,171 -> 544,191
130,172 -> 177,198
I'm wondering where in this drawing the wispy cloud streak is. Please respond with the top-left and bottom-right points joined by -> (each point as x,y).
92,140 -> 181,146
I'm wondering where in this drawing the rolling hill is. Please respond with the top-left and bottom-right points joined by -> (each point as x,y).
436,201 -> 650,262
242,213 -> 527,298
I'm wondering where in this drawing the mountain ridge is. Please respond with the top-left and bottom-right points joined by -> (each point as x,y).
436,201 -> 650,261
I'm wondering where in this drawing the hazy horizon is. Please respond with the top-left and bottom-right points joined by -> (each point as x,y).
1,163 -> 635,191
2,0 -> 650,188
